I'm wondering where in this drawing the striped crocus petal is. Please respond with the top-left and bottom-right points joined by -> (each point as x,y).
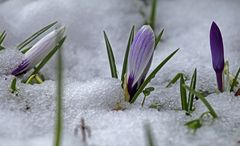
127,25 -> 155,97
210,21 -> 225,92
11,26 -> 65,76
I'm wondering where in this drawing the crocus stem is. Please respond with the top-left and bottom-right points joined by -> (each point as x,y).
216,71 -> 223,92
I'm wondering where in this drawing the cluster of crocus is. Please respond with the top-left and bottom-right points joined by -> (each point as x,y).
125,25 -> 155,101
11,26 -> 65,76
209,22 -> 225,92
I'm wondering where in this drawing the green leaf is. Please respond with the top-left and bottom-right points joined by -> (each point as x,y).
10,77 -> 17,93
148,0 -> 157,30
121,26 -> 135,86
103,31 -> 118,79
154,29 -> 164,49
24,36 -> 66,83
21,47 -> 31,54
54,42 -> 63,146
0,46 -> 5,51
185,119 -> 202,131
130,48 -> 179,103
17,21 -> 57,51
187,68 -> 197,112
183,85 -> 218,119
143,87 -> 155,96
165,72 -> 182,88
230,67 -> 240,91
0,30 -> 7,45
180,74 -> 187,111
144,124 -> 156,146
142,87 -> 155,107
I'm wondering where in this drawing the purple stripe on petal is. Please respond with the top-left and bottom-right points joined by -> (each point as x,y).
127,25 -> 155,98
210,21 -> 225,92
11,59 -> 30,76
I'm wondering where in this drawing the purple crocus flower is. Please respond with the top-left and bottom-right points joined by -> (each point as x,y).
126,25 -> 155,100
210,22 -> 225,92
11,26 -> 65,76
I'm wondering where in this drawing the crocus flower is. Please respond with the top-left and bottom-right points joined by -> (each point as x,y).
210,22 -> 225,92
126,25 -> 155,101
11,26 -> 65,76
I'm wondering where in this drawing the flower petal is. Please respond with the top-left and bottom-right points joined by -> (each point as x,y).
210,21 -> 225,92
210,21 -> 224,72
11,26 -> 65,76
127,25 -> 155,90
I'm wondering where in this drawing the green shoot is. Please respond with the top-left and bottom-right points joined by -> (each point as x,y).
53,42 -> 63,146
148,0 -> 157,30
130,48 -> 179,103
10,77 -> 17,93
184,85 -> 218,119
17,21 -> 57,51
154,29 -> 164,49
180,74 -> 187,110
185,111 -> 210,132
141,87 -> 154,107
25,74 -> 44,84
103,31 -> 118,78
230,67 -> 240,91
121,26 -> 135,87
144,124 -> 156,146
24,36 -> 66,83
187,68 -> 197,112
185,119 -> 202,132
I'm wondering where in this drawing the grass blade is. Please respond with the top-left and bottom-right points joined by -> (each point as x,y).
10,77 -> 17,93
130,48 -> 179,103
187,68 -> 197,112
121,26 -> 135,86
180,75 -> 187,110
0,31 -> 7,45
184,85 -> 218,118
154,29 -> 164,49
230,67 -> 240,91
144,124 -> 156,146
53,42 -> 63,146
148,0 -> 157,30
165,72 -> 182,88
17,21 -> 57,51
24,37 -> 66,82
103,31 -> 118,78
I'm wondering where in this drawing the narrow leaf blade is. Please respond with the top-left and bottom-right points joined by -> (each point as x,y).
130,48 -> 179,103
121,26 -> 135,86
184,85 -> 218,118
103,31 -> 118,78
0,31 -> 7,45
187,68 -> 197,111
154,29 -> 164,49
148,0 -> 157,30
54,42 -> 63,146
230,67 -> 240,91
166,72 -> 182,88
17,21 -> 57,50
180,75 -> 187,110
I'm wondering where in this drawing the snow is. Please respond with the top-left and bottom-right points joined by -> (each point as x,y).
0,0 -> 240,146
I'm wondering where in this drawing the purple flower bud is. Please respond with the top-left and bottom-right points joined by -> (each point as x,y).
210,22 -> 225,92
127,25 -> 155,99
11,26 -> 65,76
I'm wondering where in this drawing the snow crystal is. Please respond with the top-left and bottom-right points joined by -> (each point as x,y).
0,48 -> 23,75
